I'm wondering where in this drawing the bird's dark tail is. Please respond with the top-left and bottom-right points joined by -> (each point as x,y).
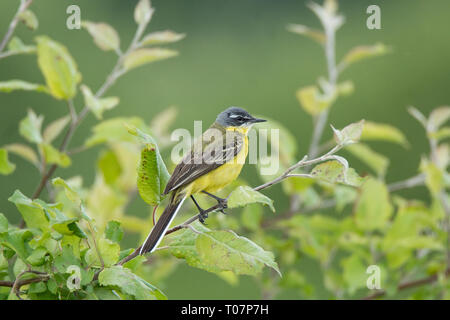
139,192 -> 186,255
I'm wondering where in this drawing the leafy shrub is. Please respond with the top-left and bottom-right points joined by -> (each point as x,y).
0,0 -> 449,300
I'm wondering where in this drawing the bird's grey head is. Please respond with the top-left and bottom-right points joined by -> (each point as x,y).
216,107 -> 266,127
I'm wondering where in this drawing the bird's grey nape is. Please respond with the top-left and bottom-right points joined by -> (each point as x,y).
216,106 -> 253,127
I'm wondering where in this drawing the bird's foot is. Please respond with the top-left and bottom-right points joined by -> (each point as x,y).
198,210 -> 209,224
217,199 -> 228,215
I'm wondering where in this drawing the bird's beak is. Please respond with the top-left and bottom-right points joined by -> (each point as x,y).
250,117 -> 266,123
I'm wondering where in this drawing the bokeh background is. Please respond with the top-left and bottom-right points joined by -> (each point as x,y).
1,0 -> 449,298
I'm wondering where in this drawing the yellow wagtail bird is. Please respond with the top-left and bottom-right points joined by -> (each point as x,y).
139,107 -> 266,254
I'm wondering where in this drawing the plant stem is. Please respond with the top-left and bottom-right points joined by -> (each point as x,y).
30,17 -> 150,201
0,0 -> 34,54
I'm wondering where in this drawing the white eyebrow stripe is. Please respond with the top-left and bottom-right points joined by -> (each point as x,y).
229,114 -> 239,118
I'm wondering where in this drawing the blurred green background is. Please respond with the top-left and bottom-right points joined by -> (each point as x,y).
1,0 -> 449,298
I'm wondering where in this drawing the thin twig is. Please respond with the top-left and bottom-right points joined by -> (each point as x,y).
30,16 -> 150,201
0,0 -> 34,53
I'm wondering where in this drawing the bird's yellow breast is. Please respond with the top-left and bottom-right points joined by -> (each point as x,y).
185,127 -> 249,195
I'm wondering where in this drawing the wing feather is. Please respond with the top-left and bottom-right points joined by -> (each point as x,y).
163,128 -> 243,194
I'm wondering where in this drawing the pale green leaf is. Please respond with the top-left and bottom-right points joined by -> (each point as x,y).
0,80 -> 47,93
105,221 -> 123,243
2,143 -> 39,167
345,143 -> 389,177
82,21 -> 120,52
99,266 -> 166,300
0,149 -> 16,175
332,120 -> 364,146
85,238 -> 120,267
123,48 -> 178,71
310,160 -> 363,187
354,178 -> 392,231
36,36 -> 81,100
18,10 -> 38,30
43,115 -> 70,144
296,85 -> 336,116
134,0 -> 154,26
228,186 -> 275,212
286,24 -> 325,44
81,84 -> 119,119
196,230 -> 281,276
420,158 -> 443,196
8,190 -> 49,230
341,43 -> 389,68
7,37 -> 36,54
0,213 -> 8,233
428,106 -> 450,131
85,117 -> 145,147
141,30 -> 185,46
341,255 -> 367,295
361,121 -> 409,147
19,109 -> 43,144
52,177 -> 81,207
42,143 -> 71,167
97,149 -> 122,185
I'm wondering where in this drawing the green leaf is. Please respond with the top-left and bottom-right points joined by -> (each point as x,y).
196,230 -> 281,276
228,186 -> 275,212
0,80 -> 47,93
341,255 -> 368,295
140,30 -> 185,45
19,109 -> 43,144
345,143 -> 389,177
26,247 -> 48,266
310,160 -> 363,187
354,178 -> 393,231
341,43 -> 389,68
8,190 -> 49,230
296,85 -> 336,116
0,213 -> 8,234
286,24 -> 325,44
134,0 -> 154,26
41,143 -> 71,167
428,106 -> 450,131
98,149 -> 122,185
2,144 -> 39,167
99,266 -> 166,300
1,229 -> 33,260
85,117 -> 145,147
85,238 -> 120,267
52,177 -> 81,207
136,143 -> 170,205
82,21 -> 120,52
18,10 -> 38,30
331,120 -> 364,146
43,115 -> 70,144
80,84 -> 119,119
123,48 -> 178,71
420,158 -> 443,196
241,204 -> 263,231
0,149 -> 16,175
105,221 -> 124,243
361,121 -> 409,147
36,36 -> 81,100
7,37 -> 36,54
431,126 -> 450,141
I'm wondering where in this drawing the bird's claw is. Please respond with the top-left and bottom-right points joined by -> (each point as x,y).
198,210 -> 209,224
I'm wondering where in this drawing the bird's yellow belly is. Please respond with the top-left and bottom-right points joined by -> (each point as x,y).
185,142 -> 248,195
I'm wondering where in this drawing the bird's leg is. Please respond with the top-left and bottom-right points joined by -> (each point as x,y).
202,191 -> 227,214
191,195 -> 209,224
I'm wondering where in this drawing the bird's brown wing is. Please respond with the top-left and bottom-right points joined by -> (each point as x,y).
163,128 -> 243,195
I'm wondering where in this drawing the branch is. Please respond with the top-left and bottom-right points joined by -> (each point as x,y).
0,0 -> 34,54
30,16 -> 150,201
118,144 -> 345,265
363,267 -> 450,300
0,270 -> 50,299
